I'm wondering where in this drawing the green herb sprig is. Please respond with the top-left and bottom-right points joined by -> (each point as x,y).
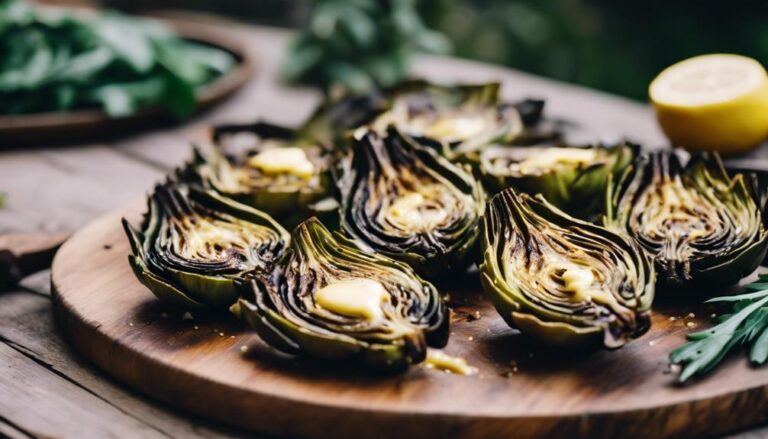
670,273 -> 768,382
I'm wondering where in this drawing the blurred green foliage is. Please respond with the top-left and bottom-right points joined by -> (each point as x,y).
283,0 -> 450,94
119,0 -> 767,101
0,0 -> 234,116
421,0 -> 768,100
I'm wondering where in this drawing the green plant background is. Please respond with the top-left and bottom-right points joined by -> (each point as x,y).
421,0 -> 768,101
104,0 -> 768,101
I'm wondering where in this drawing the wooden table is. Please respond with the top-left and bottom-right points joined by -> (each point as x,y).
0,14 -> 765,439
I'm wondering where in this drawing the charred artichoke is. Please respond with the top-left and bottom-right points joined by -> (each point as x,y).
179,122 -> 336,228
339,126 -> 485,277
481,189 -> 654,348
233,217 -> 448,372
371,81 -> 522,159
123,183 -> 289,309
479,143 -> 636,218
606,151 -> 768,290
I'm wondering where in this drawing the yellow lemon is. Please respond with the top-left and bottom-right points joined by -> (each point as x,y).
649,54 -> 768,155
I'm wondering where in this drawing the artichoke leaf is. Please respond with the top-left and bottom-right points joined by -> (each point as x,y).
606,151 -> 768,291
481,189 -> 655,348
178,121 -> 335,228
479,142 -> 637,219
236,217 -> 448,372
369,81 -> 523,160
339,126 -> 485,277
123,183 -> 289,310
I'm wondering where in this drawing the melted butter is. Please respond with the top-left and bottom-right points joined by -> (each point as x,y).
558,264 -> 616,306
315,279 -> 389,321
387,192 -> 448,230
424,349 -> 478,376
561,266 -> 595,296
247,147 -> 314,179
422,113 -> 488,141
516,148 -> 597,174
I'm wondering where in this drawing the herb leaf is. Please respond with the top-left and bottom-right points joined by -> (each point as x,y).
669,280 -> 768,382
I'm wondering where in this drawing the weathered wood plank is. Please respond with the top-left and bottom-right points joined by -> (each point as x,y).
0,288 -> 244,439
0,416 -> 33,439
0,339 -> 170,438
0,144 -> 163,234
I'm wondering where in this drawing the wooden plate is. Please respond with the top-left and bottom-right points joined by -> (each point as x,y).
0,20 -> 255,146
51,201 -> 768,439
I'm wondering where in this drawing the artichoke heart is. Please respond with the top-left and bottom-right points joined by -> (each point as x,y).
480,143 -> 636,218
233,217 -> 448,372
179,122 -> 335,227
123,183 -> 289,309
339,126 -> 485,277
370,81 -> 522,159
481,189 -> 655,348
606,151 -> 768,290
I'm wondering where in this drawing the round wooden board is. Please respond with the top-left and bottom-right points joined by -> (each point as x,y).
0,19 -> 255,146
52,201 -> 768,439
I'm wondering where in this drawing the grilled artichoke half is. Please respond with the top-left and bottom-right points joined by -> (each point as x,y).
123,183 -> 289,310
371,81 -> 523,160
179,122 -> 336,228
606,151 -> 768,290
339,126 -> 485,278
481,189 -> 655,348
232,217 -> 448,372
479,143 -> 636,218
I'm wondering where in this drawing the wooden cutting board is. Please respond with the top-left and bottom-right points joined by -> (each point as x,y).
51,200 -> 768,439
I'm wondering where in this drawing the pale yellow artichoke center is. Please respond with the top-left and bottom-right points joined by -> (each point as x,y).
503,236 -> 626,310
630,177 -> 722,256
513,148 -> 598,174
376,100 -> 495,143
169,213 -> 275,264
386,191 -> 449,231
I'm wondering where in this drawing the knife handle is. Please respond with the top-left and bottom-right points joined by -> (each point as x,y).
0,232 -> 69,291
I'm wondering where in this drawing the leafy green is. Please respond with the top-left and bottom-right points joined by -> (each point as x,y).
0,0 -> 235,117
670,273 -> 768,382
283,0 -> 450,94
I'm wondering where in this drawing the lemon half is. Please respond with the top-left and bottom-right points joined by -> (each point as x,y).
650,54 -> 768,155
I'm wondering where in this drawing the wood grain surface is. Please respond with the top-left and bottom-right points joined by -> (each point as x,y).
50,201 -> 768,439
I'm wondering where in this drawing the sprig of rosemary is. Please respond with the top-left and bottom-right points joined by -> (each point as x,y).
670,273 -> 768,382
